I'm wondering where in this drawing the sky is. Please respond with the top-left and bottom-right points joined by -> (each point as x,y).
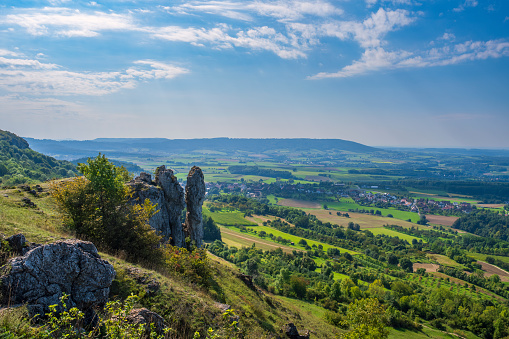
1,0 -> 508,148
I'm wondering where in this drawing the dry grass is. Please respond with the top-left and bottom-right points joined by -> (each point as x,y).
277,199 -> 321,209
413,263 -> 439,273
426,215 -> 459,227
308,210 -> 423,229
477,261 -> 509,282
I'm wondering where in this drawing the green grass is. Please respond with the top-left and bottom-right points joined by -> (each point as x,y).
367,227 -> 424,243
322,199 -> 420,223
203,208 -> 257,226
241,224 -> 358,255
468,253 -> 509,264
0,188 -> 69,244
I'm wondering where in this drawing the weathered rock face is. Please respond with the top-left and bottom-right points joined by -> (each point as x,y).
184,166 -> 206,248
0,239 -> 115,317
129,165 -> 206,248
128,166 -> 186,247
155,166 -> 186,247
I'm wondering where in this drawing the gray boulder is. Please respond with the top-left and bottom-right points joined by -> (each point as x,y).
0,239 -> 115,317
184,166 -> 206,248
127,308 -> 166,335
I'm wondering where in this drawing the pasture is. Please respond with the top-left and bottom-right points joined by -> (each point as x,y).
307,209 -> 421,230
367,227 -> 424,243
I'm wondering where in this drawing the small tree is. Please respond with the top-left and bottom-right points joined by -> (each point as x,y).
51,154 -> 162,264
341,298 -> 389,339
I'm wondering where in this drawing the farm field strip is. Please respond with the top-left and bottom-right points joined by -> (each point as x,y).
219,227 -> 296,253
306,209 -> 421,230
367,227 -> 424,243
242,225 -> 358,254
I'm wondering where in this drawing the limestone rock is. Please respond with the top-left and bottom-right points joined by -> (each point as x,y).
6,233 -> 26,254
184,166 -> 206,248
0,239 -> 115,317
127,308 -> 166,335
129,165 -> 206,248
155,166 -> 186,247
282,323 -> 310,339
129,167 -> 186,246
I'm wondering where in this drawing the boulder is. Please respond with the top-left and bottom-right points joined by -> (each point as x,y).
0,239 -> 115,317
282,323 -> 310,339
6,233 -> 26,254
127,308 -> 165,335
184,166 -> 206,248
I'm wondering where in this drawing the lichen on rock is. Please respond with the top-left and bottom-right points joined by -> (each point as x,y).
0,239 -> 115,317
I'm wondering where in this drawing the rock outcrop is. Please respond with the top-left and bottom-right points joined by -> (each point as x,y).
129,166 -> 186,246
129,165 -> 206,248
282,323 -> 310,339
0,239 -> 115,317
184,166 -> 206,248
127,308 -> 166,335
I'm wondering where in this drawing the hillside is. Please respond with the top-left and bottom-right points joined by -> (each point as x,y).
0,130 -> 78,186
25,137 -> 379,160
0,183 -> 338,338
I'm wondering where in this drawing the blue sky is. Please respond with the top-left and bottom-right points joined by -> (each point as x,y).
1,0 -> 508,148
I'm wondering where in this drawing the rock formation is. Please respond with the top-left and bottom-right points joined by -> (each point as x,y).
0,239 -> 115,317
129,165 -> 206,248
129,166 -> 186,246
184,166 -> 206,248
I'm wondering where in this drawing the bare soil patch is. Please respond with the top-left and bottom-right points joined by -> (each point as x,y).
413,263 -> 439,273
426,215 -> 459,227
278,199 -> 321,209
478,261 -> 509,282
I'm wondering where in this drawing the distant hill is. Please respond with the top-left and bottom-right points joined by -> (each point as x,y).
0,130 -> 78,186
25,137 -> 379,160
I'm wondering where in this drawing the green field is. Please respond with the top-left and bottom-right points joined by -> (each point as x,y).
204,208 -> 257,226
244,225 -> 358,254
367,227 -> 424,243
320,198 -> 420,223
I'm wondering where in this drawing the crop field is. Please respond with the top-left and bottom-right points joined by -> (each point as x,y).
428,254 -> 463,268
468,253 -> 509,264
307,209 -> 420,230
203,209 -> 257,226
425,215 -> 459,227
243,225 -> 359,255
314,198 -> 421,223
219,226 -> 296,253
277,198 -> 321,209
367,227 -> 424,243
476,261 -> 509,282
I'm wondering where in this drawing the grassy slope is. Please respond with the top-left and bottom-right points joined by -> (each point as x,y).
0,184 -> 339,338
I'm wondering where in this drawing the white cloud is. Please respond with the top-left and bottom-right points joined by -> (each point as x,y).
365,0 -> 414,8
309,39 -> 509,79
439,32 -> 455,41
145,24 -> 310,59
310,47 -> 411,78
320,9 -> 416,48
453,0 -> 478,12
0,49 -> 20,57
0,55 -> 189,96
164,0 -> 343,22
2,7 -> 135,37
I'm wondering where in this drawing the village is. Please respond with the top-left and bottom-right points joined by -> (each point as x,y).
204,180 -> 475,215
